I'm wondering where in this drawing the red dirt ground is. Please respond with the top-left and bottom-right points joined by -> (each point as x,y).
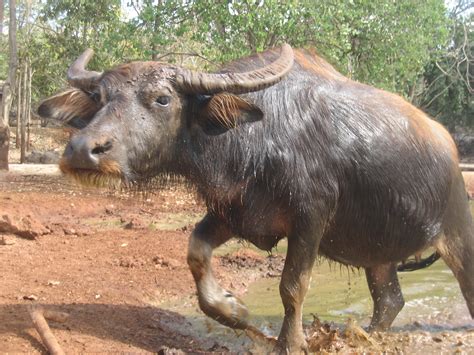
1,166 -> 473,353
0,170 -> 278,353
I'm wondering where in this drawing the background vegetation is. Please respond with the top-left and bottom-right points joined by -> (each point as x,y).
0,0 -> 472,130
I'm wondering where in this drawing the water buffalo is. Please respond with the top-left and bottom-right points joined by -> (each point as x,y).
38,45 -> 473,352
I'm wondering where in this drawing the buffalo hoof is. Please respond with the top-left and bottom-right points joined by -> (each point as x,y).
246,325 -> 308,354
276,330 -> 308,354
275,339 -> 309,354
199,290 -> 249,329
367,323 -> 390,333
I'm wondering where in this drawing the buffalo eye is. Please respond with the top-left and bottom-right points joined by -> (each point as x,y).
155,96 -> 171,107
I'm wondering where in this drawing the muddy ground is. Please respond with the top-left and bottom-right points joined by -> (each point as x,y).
0,170 -> 281,353
0,128 -> 473,353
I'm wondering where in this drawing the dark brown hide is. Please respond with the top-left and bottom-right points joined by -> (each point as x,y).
38,45 -> 474,353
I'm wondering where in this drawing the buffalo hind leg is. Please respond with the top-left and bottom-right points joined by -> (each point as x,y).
187,213 -> 249,329
436,232 -> 474,318
437,172 -> 474,318
278,232 -> 319,353
365,263 -> 404,331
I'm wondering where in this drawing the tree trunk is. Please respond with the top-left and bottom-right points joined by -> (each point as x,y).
0,0 -> 4,35
27,64 -> 32,151
151,0 -> 163,61
15,66 -> 22,148
0,0 -> 17,170
24,0 -> 32,152
20,62 -> 27,163
0,125 -> 8,169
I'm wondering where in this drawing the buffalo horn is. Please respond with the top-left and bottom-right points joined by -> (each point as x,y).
175,43 -> 294,94
67,49 -> 102,89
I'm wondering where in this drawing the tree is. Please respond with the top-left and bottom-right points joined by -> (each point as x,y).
0,0 -> 7,81
18,0 -> 32,162
190,1 -> 316,63
0,0 -> 4,35
319,1 -> 448,94
125,0 -> 199,65
33,0 -> 133,99
0,0 -> 17,170
0,0 -> 466,136
417,8 -> 473,131
189,0 -> 448,96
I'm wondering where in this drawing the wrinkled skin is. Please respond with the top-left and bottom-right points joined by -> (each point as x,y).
38,47 -> 474,353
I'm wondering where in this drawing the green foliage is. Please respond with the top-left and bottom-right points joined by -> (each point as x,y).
0,36 -> 7,81
190,0 -> 449,94
0,0 -> 469,130
130,0 -> 190,59
313,0 -> 449,94
190,0 -> 314,62
0,0 -> 8,82
418,12 -> 473,131
8,0 -> 143,102
36,0 -> 127,94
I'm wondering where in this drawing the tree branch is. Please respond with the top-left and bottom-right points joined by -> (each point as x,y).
422,81 -> 455,109
28,305 -> 67,355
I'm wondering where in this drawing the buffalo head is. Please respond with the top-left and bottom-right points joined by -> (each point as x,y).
38,45 -> 294,187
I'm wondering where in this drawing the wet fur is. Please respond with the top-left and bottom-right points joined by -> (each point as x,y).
42,48 -> 463,266
37,88 -> 101,127
39,47 -> 473,340
59,157 -> 122,189
175,49 -> 461,265
204,93 -> 262,129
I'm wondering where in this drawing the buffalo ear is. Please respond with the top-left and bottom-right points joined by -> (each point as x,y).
37,88 -> 101,129
197,93 -> 263,133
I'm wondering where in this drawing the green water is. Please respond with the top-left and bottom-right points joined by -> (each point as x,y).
213,203 -> 474,330
158,203 -> 474,347
163,238 -> 471,343
162,242 -> 470,352
242,256 -> 468,329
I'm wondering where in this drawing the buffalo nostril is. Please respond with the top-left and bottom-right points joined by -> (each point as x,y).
64,143 -> 74,157
91,141 -> 113,155
65,135 -> 101,170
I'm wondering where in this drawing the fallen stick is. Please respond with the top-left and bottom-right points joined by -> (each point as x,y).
27,305 -> 66,355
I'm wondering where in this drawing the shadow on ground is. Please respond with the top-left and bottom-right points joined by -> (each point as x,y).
0,303 -> 226,353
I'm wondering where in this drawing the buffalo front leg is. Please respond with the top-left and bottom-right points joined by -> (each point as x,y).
365,263 -> 405,331
278,233 -> 319,353
187,214 -> 249,329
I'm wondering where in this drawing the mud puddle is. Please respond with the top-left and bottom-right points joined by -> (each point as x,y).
160,238 -> 474,352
